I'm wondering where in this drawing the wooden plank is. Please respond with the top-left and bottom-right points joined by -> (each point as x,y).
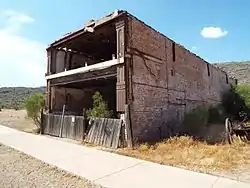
59,105 -> 66,138
89,119 -> 98,143
124,104 -> 133,148
94,118 -> 103,145
85,120 -> 94,142
111,120 -> 122,149
76,117 -> 83,140
81,116 -> 86,140
74,117 -> 80,140
105,119 -> 116,148
46,58 -> 124,80
102,118 -> 109,147
94,118 -> 101,145
99,118 -> 107,145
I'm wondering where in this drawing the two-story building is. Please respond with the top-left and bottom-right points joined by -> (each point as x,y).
45,10 -> 236,142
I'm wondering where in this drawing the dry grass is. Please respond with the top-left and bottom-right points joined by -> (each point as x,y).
117,136 -> 250,174
0,109 -> 37,132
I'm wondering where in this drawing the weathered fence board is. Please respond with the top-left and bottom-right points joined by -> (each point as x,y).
85,118 -> 123,148
42,113 -> 86,141
42,113 -> 123,148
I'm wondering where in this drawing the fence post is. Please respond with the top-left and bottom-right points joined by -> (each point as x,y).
124,104 -> 133,148
59,104 -> 66,138
40,108 -> 44,134
82,108 -> 87,141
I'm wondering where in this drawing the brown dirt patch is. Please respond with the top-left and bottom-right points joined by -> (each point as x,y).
0,109 -> 36,132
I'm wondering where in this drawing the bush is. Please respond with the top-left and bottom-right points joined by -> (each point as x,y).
183,106 -> 209,135
86,91 -> 113,118
24,93 -> 44,128
208,105 -> 226,123
222,84 -> 250,120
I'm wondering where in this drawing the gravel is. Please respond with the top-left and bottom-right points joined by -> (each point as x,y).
0,144 -> 103,188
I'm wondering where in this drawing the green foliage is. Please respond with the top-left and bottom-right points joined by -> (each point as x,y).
222,84 -> 250,120
86,91 -> 113,118
0,101 -> 4,110
208,105 -> 226,123
24,93 -> 44,127
0,87 -> 45,109
183,106 -> 209,135
235,84 -> 250,108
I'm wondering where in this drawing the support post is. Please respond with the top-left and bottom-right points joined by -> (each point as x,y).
59,104 -> 66,138
124,104 -> 133,148
40,108 -> 44,135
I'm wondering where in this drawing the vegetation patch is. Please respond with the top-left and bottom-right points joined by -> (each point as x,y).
117,136 -> 250,174
222,84 -> 250,120
0,87 -> 44,109
24,93 -> 44,129
86,91 -> 113,118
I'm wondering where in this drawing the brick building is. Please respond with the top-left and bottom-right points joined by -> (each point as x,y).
45,10 -> 236,142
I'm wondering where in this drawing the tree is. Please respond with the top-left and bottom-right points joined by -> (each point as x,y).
24,93 -> 44,128
222,84 -> 250,120
86,91 -> 113,118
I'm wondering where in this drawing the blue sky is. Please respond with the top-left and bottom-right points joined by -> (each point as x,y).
0,0 -> 249,87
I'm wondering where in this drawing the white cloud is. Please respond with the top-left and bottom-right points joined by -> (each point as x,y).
0,10 -> 46,87
191,46 -> 198,51
201,27 -> 228,39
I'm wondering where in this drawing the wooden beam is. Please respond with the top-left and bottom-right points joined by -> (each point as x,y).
124,104 -> 133,148
45,58 -> 124,80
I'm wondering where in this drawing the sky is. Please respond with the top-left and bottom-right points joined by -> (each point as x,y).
0,0 -> 249,87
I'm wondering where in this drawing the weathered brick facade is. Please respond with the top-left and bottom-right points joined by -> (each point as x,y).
125,16 -> 235,142
46,10 -> 236,143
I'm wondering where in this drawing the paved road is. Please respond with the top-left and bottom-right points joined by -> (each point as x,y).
0,125 -> 249,188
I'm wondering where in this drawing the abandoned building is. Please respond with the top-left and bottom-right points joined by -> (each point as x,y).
45,10 -> 236,143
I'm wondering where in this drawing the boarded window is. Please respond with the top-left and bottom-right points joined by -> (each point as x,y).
172,42 -> 176,62
207,63 -> 210,76
226,75 -> 229,84
171,69 -> 175,76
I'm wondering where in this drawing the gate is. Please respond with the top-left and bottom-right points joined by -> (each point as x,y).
41,113 -> 86,140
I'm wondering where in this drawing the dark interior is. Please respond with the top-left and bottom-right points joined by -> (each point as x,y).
63,23 -> 117,62
61,77 -> 117,117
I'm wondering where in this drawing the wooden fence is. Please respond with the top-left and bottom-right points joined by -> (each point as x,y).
41,113 -> 86,140
41,113 -> 125,148
85,118 -> 123,148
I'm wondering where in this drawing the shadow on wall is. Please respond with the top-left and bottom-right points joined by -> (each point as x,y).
135,105 -> 227,145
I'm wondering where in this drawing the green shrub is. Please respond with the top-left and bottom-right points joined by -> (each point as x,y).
222,84 -> 250,120
183,106 -> 209,135
86,91 -> 113,118
24,93 -> 44,128
208,105 -> 226,123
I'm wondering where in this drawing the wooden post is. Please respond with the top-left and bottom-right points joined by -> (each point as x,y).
40,108 -> 44,135
59,105 -> 66,138
124,104 -> 133,148
82,108 -> 87,140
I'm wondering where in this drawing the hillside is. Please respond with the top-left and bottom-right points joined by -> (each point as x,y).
213,61 -> 250,84
0,87 -> 45,109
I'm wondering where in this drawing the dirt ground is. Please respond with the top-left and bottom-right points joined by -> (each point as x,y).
0,109 -> 36,132
0,144 -> 102,188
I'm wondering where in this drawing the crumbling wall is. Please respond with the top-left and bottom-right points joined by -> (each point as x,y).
55,50 -> 65,73
127,17 -> 233,142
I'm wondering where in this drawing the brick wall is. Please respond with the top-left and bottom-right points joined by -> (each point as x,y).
126,17 -> 233,142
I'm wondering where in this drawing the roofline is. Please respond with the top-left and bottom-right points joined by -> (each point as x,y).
47,10 -> 127,50
47,9 -> 236,81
